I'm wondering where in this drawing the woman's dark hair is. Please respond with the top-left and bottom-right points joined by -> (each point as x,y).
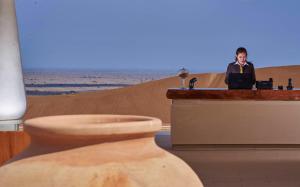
235,47 -> 248,61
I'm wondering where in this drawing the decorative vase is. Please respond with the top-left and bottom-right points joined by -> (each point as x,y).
0,0 -> 27,131
0,114 -> 203,187
177,68 -> 189,89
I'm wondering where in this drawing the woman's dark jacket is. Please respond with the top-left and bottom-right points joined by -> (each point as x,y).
224,62 -> 256,85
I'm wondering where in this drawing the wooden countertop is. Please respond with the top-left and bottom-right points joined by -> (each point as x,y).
166,88 -> 300,101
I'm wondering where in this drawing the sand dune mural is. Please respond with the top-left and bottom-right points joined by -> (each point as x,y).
23,65 -> 300,123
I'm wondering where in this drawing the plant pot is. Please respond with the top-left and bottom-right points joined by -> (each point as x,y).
0,114 -> 203,187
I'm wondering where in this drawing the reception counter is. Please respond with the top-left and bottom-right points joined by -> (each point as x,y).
167,89 -> 300,146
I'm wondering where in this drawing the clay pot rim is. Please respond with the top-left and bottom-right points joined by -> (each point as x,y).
24,114 -> 162,137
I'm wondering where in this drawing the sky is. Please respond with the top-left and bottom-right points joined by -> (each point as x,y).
15,0 -> 300,72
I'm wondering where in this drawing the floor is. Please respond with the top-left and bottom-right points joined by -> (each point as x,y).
155,131 -> 300,187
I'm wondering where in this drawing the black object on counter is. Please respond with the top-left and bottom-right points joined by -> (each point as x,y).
228,73 -> 253,89
256,78 -> 273,90
189,77 -> 197,89
287,78 -> 293,90
278,85 -> 283,90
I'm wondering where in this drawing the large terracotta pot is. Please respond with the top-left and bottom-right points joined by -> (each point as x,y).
0,115 -> 203,187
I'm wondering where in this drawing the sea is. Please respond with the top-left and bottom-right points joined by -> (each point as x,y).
24,69 -> 175,96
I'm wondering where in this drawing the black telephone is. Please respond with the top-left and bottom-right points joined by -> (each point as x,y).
189,78 -> 197,89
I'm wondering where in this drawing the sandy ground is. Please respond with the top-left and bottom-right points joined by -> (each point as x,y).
24,65 -> 300,123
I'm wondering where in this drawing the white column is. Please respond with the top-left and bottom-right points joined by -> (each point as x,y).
0,0 -> 26,131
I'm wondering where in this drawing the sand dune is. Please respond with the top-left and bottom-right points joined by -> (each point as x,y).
24,65 -> 300,123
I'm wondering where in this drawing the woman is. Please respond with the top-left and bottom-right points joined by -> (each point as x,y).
225,47 -> 256,86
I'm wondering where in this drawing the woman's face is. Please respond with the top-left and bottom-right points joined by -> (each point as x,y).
236,52 -> 247,64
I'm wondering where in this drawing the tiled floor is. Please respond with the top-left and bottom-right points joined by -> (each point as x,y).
155,131 -> 300,187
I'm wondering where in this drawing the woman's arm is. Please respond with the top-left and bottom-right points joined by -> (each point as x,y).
225,64 -> 230,85
251,64 -> 256,85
